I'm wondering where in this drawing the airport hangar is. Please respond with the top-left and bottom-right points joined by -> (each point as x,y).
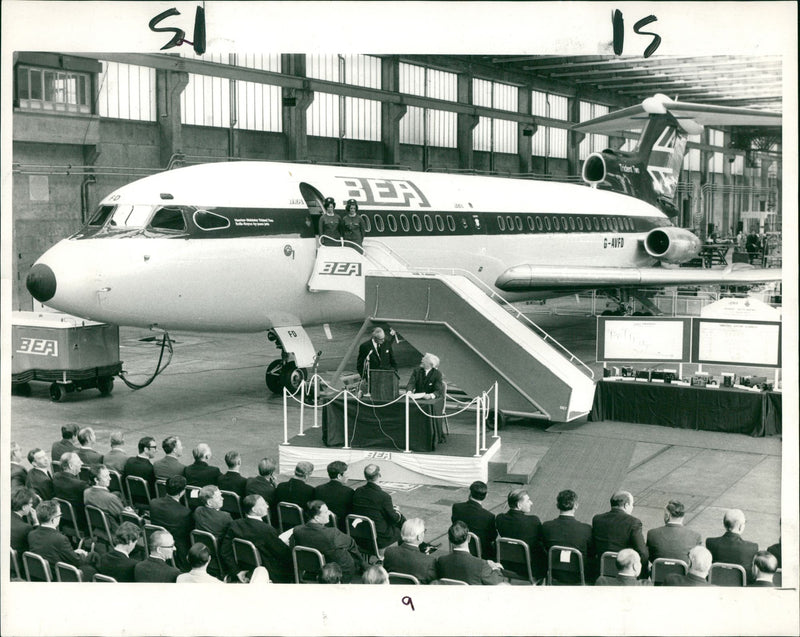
8,54 -> 787,562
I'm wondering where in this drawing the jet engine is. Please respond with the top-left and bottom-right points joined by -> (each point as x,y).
644,227 -> 702,264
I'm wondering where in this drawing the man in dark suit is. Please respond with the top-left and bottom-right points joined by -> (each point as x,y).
435,521 -> 507,585
246,458 -> 279,525
27,499 -> 94,579
84,464 -> 129,531
102,431 -> 128,474
291,500 -> 365,583
494,488 -> 545,579
76,427 -> 103,466
10,487 -> 39,554
352,464 -> 404,549
541,489 -> 594,583
193,485 -> 233,541
220,494 -> 293,583
594,548 -> 651,586
184,443 -> 222,487
122,436 -> 158,498
275,461 -> 316,510
313,460 -> 354,531
705,509 -> 759,584
95,522 -> 141,582
405,352 -> 447,443
25,448 -> 54,501
133,529 -> 181,582
217,450 -> 247,497
592,490 -> 648,578
646,499 -> 702,564
383,518 -> 437,584
53,452 -> 90,533
153,435 -> 186,481
751,550 -> 778,586
664,545 -> 714,586
451,481 -> 497,560
10,442 -> 28,491
356,327 -> 397,377
51,424 -> 79,466
149,475 -> 193,570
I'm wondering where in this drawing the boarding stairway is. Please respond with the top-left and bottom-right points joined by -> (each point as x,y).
313,238 -> 596,421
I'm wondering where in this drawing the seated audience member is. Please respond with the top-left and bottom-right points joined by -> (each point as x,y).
246,458 -> 279,525
153,436 -> 186,481
123,436 -> 158,497
275,461 -> 316,509
26,448 -> 54,500
102,431 -> 128,474
149,475 -> 193,570
383,518 -> 437,584
767,521 -> 781,568
495,488 -> 545,579
664,545 -> 714,586
10,487 -> 39,554
362,564 -> 390,585
646,499 -> 701,564
134,530 -> 181,583
217,450 -> 247,497
76,427 -> 103,466
435,521 -> 507,585
220,495 -> 293,583
27,499 -> 94,579
53,452 -> 89,530
319,562 -> 343,584
541,489 -> 594,583
51,424 -> 80,464
592,491 -> 648,578
314,460 -> 354,531
193,485 -> 234,541
751,550 -> 779,587
84,464 -> 130,531
95,522 -> 142,583
177,543 -> 222,583
594,548 -> 650,586
352,464 -> 405,549
451,480 -> 497,560
184,443 -> 222,487
705,509 -> 759,584
11,442 -> 28,491
291,500 -> 365,583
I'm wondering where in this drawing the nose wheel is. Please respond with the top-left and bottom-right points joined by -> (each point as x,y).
265,359 -> 307,394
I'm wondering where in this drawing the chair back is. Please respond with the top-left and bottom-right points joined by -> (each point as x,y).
651,558 -> 688,585
600,551 -> 619,577
107,469 -> 123,496
23,551 -> 53,582
327,511 -> 338,529
120,509 -> 144,530
438,577 -> 468,585
143,523 -> 176,568
547,545 -> 585,585
278,502 -> 304,533
345,514 -> 382,560
190,529 -> 223,578
183,485 -> 203,508
220,490 -> 243,519
125,475 -> 151,509
79,466 -> 93,483
709,562 -> 747,587
53,497 -> 85,542
93,573 -> 118,582
467,532 -> 482,559
10,548 -> 22,581
292,545 -> 326,583
232,538 -> 262,573
496,537 -> 534,584
85,504 -> 114,547
51,460 -> 62,474
55,561 -> 83,582
155,479 -> 168,498
388,572 -> 420,585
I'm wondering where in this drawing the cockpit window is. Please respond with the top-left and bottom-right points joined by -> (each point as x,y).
88,205 -> 115,227
109,204 -> 153,228
149,206 -> 187,231
193,209 -> 230,231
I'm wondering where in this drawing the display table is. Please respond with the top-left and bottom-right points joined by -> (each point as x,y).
322,395 -> 438,452
590,380 -> 781,437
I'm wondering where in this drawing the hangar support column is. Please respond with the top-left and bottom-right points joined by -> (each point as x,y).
156,68 -> 189,168
518,88 -> 535,174
281,54 -> 314,161
381,57 -> 407,166
567,96 -> 583,177
457,73 -> 479,171
721,131 -> 732,236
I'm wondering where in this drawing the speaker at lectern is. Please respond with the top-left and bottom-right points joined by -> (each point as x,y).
369,369 -> 399,402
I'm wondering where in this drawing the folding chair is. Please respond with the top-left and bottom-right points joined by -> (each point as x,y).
651,558 -> 688,585
278,502 -> 304,533
93,573 -> 118,582
497,537 -> 535,584
232,538 -> 262,575
55,562 -> 83,582
388,572 -> 420,585
345,514 -> 384,563
120,509 -> 144,529
79,466 -> 93,483
53,497 -> 85,543
155,479 -> 168,498
467,532 -> 482,559
327,511 -> 338,529
438,577 -> 468,585
85,504 -> 115,548
125,475 -> 152,511
107,469 -> 124,497
220,490 -> 243,519
22,551 -> 53,582
51,460 -> 62,474
547,545 -> 585,585
709,562 -> 747,587
10,548 -> 22,581
600,551 -> 619,577
190,529 -> 224,579
183,485 -> 203,509
143,523 -> 176,568
292,545 -> 326,583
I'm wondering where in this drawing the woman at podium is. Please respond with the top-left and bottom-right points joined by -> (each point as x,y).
406,353 -> 446,444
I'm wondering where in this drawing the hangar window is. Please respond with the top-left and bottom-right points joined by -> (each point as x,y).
535,216 -> 543,231
593,217 -> 600,231
600,217 -> 608,231
399,214 -> 410,232
17,65 -> 92,114
435,215 -> 445,232
526,216 -> 535,231
553,217 -> 560,231
544,216 -> 552,231
423,215 -> 433,232
109,204 -> 153,228
411,214 -> 422,232
569,217 -> 575,231
88,205 -> 115,227
446,215 -> 456,232
360,214 -> 371,232
193,209 -> 229,231
387,214 -> 398,232
373,214 -> 384,232
576,217 -> 583,231
514,216 -> 523,231
150,207 -> 187,232
497,216 -> 506,231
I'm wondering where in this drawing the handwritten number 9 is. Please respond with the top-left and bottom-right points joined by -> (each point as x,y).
401,596 -> 415,611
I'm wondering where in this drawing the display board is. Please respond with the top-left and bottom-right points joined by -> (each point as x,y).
692,318 -> 782,367
596,317 -> 691,363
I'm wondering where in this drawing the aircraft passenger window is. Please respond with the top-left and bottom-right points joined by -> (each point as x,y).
544,217 -> 552,231
553,217 -> 560,231
535,217 -> 543,231
446,215 -> 456,232
460,217 -> 469,230
423,215 -> 433,232
514,216 -> 523,231
601,217 -> 608,231
373,214 -> 384,232
626,218 -> 634,231
610,217 -> 618,231
585,216 -> 592,230
498,216 -> 506,231
109,204 -> 153,228
569,217 -> 575,231
561,216 -> 568,231
88,205 -> 115,226
400,214 -> 410,232
526,216 -> 535,231
412,214 -> 422,232
150,207 -> 187,232
576,217 -> 583,231
435,215 -> 445,232
360,214 -> 371,233
505,215 -> 514,230
387,214 -> 398,232
593,217 -> 600,231
193,209 -> 230,231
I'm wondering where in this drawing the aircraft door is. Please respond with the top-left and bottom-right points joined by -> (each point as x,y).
299,182 -> 327,241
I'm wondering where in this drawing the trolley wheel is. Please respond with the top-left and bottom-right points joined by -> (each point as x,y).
265,360 -> 283,394
49,383 -> 67,402
281,362 -> 306,394
97,376 -> 114,396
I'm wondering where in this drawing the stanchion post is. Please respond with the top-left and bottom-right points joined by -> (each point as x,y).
282,387 -> 289,445
404,393 -> 411,453
474,398 -> 481,457
493,383 -> 499,439
313,375 -> 319,428
480,393 -> 487,451
343,389 -> 350,449
298,380 -> 305,437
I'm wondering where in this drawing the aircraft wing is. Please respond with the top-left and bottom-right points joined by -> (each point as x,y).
496,264 -> 782,292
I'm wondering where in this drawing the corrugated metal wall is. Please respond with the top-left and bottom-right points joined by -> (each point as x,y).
473,79 -> 518,154
97,62 -> 156,121
232,54 -> 282,132
531,90 -> 568,158
399,63 -> 457,148
578,100 -> 609,159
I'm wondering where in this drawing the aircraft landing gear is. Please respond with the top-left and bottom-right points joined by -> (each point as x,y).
265,359 -> 306,395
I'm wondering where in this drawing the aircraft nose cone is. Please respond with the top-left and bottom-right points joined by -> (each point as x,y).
26,263 -> 57,303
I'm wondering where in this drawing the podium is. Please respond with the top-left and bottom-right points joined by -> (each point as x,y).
369,369 -> 399,402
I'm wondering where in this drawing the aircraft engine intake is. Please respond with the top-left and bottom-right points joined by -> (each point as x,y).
644,227 -> 702,264
582,152 -> 607,185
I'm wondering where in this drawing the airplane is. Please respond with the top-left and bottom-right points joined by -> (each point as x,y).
25,94 -> 782,394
